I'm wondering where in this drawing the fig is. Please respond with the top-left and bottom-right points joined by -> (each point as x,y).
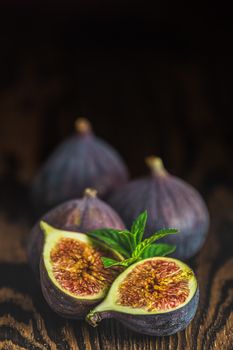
108,156 -> 209,260
40,221 -> 122,319
31,118 -> 129,213
27,188 -> 125,278
87,257 -> 199,336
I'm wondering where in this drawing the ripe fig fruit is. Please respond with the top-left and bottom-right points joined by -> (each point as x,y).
40,221 -> 122,319
31,118 -> 129,213
27,188 -> 125,278
108,156 -> 209,260
87,257 -> 199,336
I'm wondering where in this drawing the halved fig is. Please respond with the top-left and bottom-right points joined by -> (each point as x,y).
40,222 -> 122,319
87,257 -> 199,336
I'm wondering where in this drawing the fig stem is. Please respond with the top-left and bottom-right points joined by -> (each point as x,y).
84,188 -> 98,198
86,311 -> 103,327
75,118 -> 92,135
145,156 -> 167,176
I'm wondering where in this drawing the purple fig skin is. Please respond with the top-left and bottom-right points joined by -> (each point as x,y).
89,288 -> 199,336
108,157 -> 209,260
27,189 -> 125,279
31,118 -> 129,214
40,259 -> 100,319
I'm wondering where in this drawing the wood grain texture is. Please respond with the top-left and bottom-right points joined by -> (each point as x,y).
0,44 -> 232,349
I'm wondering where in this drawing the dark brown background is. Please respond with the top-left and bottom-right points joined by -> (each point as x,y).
0,4 -> 232,350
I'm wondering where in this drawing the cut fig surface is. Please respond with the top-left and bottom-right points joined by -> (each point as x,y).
40,222 -> 122,318
49,236 -> 117,299
117,259 -> 193,313
87,257 -> 199,336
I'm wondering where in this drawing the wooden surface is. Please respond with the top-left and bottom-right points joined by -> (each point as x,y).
0,40 -> 233,349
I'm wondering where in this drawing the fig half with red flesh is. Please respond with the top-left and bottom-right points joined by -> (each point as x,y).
87,257 -> 199,336
40,222 -> 123,319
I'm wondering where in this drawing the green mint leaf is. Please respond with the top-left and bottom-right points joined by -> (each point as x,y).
101,257 -> 119,268
122,231 -> 137,254
88,229 -> 131,258
132,228 -> 178,258
89,212 -> 178,271
131,210 -> 147,246
144,228 -> 178,246
101,256 -> 138,268
140,243 -> 176,259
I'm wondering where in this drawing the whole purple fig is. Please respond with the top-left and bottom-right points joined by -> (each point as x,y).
27,188 -> 125,278
31,118 -> 129,213
108,156 -> 209,260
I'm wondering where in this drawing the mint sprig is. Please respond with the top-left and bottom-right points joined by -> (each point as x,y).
87,228 -> 132,258
87,210 -> 178,269
130,211 -> 148,248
